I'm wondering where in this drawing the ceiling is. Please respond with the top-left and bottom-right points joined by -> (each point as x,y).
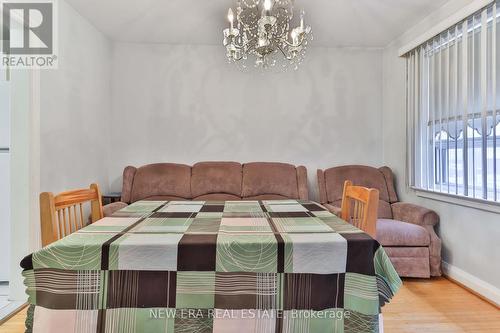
65,0 -> 451,47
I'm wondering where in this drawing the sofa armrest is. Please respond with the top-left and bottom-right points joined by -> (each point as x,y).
391,202 -> 439,226
103,202 -> 129,217
120,166 -> 137,204
323,203 -> 342,217
297,166 -> 309,200
317,169 -> 328,204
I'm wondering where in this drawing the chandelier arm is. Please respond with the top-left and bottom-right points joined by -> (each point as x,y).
247,44 -> 257,53
275,22 -> 290,38
230,40 -> 249,50
230,43 -> 246,50
274,30 -> 288,40
277,45 -> 293,60
246,36 -> 259,44
232,54 -> 245,61
232,35 -> 259,50
282,35 -> 306,47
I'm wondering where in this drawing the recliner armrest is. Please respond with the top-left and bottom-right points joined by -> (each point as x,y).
103,202 -> 129,217
391,202 -> 439,226
323,203 -> 342,217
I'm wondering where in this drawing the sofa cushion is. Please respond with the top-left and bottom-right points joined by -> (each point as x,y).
194,194 -> 241,201
323,203 -> 341,216
130,163 -> 192,202
242,162 -> 299,199
103,202 -> 128,217
323,165 -> 393,218
142,196 -> 188,201
245,194 -> 292,201
376,219 -> 430,247
191,162 -> 242,198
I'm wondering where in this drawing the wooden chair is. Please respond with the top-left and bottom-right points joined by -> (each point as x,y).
40,183 -> 103,247
340,180 -> 379,238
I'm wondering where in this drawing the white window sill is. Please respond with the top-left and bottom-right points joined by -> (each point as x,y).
412,187 -> 500,214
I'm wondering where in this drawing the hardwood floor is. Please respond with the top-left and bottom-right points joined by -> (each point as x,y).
0,307 -> 27,333
0,278 -> 498,332
383,278 -> 500,333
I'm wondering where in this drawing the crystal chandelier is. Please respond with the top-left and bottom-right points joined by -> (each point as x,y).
223,0 -> 312,70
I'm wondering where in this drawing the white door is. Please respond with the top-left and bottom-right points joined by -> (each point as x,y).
0,73 -> 11,282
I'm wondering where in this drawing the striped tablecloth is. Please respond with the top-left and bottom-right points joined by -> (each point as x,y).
21,200 -> 401,333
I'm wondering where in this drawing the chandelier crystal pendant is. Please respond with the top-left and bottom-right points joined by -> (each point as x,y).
223,0 -> 312,71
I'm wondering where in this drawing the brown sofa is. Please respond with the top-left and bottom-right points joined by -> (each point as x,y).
104,161 -> 309,215
317,165 -> 441,278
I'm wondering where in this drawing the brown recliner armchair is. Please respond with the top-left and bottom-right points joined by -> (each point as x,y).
317,165 -> 441,278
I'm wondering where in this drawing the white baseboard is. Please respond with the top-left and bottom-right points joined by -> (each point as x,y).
442,261 -> 500,307
0,301 -> 25,323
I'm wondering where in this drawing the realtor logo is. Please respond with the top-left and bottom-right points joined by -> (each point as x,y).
1,0 -> 58,68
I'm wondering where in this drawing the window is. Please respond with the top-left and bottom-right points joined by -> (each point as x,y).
405,1 -> 500,203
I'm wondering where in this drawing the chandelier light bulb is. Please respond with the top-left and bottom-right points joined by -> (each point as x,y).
291,30 -> 298,44
264,0 -> 273,11
228,8 -> 234,29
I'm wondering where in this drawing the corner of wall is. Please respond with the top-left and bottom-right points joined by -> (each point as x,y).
380,0 -> 500,297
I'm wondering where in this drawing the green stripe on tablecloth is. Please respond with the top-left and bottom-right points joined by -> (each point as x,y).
176,272 -> 215,308
25,304 -> 35,333
100,270 -> 108,309
374,247 -> 402,296
344,273 -> 379,315
119,201 -> 166,213
32,233 -> 117,270
216,233 -> 278,272
22,270 -> 36,304
282,233 -> 294,273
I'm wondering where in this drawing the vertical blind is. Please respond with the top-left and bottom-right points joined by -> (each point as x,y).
405,0 -> 500,203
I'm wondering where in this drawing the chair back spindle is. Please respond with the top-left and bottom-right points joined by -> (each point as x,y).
340,180 -> 379,238
40,183 -> 103,247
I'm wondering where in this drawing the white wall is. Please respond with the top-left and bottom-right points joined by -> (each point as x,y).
6,0 -> 112,301
40,0 -> 112,193
109,44 -> 384,198
0,152 -> 9,282
9,69 -> 37,301
383,0 -> 500,296
0,79 -> 10,281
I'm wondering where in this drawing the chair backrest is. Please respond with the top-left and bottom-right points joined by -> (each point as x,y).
340,180 -> 379,238
40,183 -> 103,247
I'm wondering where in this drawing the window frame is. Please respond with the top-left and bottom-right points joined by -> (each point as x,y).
405,1 -> 500,210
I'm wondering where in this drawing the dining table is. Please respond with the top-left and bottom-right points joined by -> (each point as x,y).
21,199 -> 401,333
